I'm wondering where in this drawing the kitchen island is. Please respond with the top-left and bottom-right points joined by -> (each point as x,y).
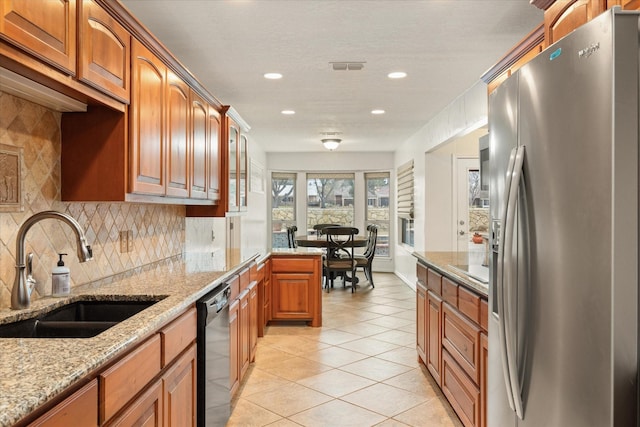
413,251 -> 489,427
0,247 -> 322,427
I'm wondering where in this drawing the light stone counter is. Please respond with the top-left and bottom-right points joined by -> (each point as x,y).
0,248 -> 284,427
412,251 -> 489,297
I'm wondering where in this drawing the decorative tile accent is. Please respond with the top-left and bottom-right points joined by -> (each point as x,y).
0,91 -> 185,309
0,143 -> 22,211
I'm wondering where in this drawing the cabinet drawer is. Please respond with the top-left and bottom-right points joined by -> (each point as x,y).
442,350 -> 480,427
272,257 -> 315,273
417,263 -> 428,286
29,380 -> 98,427
253,262 -> 265,283
443,303 -> 481,384
442,276 -> 458,307
427,269 -> 442,296
458,287 -> 481,324
239,267 -> 251,291
100,334 -> 162,423
161,307 -> 197,367
228,274 -> 240,301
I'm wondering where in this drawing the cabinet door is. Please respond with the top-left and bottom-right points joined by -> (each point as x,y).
427,290 -> 442,385
249,281 -> 258,362
165,70 -> 190,198
163,344 -> 197,427
239,289 -> 250,380
78,0 -> 130,102
29,380 -> 98,427
616,0 -> 640,9
0,0 -> 76,74
544,0 -> 605,46
480,333 -> 488,427
227,121 -> 239,211
130,39 -> 166,195
271,273 -> 314,320
239,134 -> 248,211
190,91 -> 208,199
229,298 -> 240,396
207,106 -> 221,202
107,379 -> 163,427
416,281 -> 427,365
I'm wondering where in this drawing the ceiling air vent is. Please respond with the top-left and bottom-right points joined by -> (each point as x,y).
330,61 -> 365,71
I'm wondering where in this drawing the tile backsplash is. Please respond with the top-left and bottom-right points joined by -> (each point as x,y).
0,91 -> 185,309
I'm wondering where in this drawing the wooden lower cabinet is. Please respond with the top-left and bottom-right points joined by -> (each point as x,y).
416,262 -> 488,427
427,290 -> 442,385
28,380 -> 98,427
270,255 -> 322,327
27,307 -> 197,427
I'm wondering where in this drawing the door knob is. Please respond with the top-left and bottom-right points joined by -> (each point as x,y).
459,230 -> 465,236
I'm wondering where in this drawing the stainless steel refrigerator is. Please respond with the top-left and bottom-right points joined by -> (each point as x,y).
488,8 -> 639,427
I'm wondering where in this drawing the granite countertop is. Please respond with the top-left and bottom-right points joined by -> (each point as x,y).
0,248 -> 293,427
412,251 -> 489,297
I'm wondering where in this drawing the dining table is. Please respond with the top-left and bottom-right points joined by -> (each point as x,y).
294,234 -> 368,287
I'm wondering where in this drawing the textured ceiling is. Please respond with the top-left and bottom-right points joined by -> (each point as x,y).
120,0 -> 543,153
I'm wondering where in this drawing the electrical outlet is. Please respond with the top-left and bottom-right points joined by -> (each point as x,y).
127,230 -> 133,252
119,231 -> 128,253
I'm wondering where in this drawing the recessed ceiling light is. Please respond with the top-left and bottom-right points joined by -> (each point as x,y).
264,72 -> 283,80
371,109 -> 385,115
388,71 -> 407,79
281,110 -> 295,115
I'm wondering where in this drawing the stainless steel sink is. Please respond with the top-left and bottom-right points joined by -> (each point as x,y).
0,299 -> 164,338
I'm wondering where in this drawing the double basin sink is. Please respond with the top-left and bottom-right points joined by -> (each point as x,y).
0,298 -> 164,339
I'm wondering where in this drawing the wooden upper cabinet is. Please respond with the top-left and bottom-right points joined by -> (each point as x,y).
0,0 -> 77,74
78,0 -> 130,103
207,106 -> 221,202
227,119 -> 239,212
130,38 -> 166,196
608,0 -> 640,9
166,70 -> 190,198
544,0 -> 606,45
190,90 -> 208,199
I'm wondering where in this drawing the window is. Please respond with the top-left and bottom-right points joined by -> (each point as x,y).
306,173 -> 354,234
365,172 -> 390,257
271,172 -> 296,248
397,160 -> 414,247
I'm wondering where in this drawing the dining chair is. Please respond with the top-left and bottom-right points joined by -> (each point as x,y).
323,226 -> 359,292
313,223 -> 340,237
354,224 -> 378,288
286,225 -> 298,248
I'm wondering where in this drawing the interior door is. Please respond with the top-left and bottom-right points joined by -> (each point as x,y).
454,157 -> 479,252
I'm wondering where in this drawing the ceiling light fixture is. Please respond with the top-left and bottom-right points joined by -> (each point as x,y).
388,71 -> 407,79
264,72 -> 283,79
321,138 -> 341,151
371,109 -> 385,115
281,110 -> 295,115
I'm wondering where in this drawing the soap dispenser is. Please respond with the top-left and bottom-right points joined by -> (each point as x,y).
52,253 -> 70,297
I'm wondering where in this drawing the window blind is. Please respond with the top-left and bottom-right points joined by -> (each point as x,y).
397,160 -> 414,219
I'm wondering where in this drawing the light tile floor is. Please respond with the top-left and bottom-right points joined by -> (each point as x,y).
228,273 -> 463,427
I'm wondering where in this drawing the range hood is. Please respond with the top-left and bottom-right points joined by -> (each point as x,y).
0,67 -> 87,112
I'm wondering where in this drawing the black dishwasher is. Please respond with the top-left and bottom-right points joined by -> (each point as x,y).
197,283 -> 231,427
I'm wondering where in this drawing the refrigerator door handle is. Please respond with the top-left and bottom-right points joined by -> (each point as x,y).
497,147 -> 518,412
503,145 -> 526,419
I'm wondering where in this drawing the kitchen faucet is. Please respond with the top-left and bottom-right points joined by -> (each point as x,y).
11,210 -> 93,310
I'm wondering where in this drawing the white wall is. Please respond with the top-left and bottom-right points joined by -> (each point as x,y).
394,81 -> 488,288
241,137 -> 269,255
